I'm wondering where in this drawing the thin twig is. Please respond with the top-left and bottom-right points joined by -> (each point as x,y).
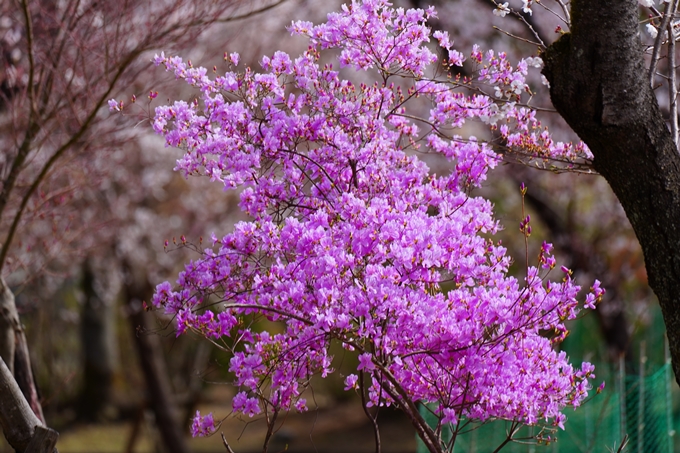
512,13 -> 546,49
490,421 -> 520,453
554,0 -> 571,25
221,432 -> 237,453
359,372 -> 382,453
667,0 -> 679,147
262,406 -> 279,453
488,0 -> 545,48
649,2 -> 674,87
533,2 -> 570,27
492,26 -> 543,48
19,0 -> 36,113
216,0 -> 287,23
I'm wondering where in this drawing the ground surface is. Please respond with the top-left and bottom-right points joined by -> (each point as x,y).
51,400 -> 417,453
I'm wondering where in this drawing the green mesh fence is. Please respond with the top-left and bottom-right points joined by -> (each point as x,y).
416,362 -> 676,453
623,363 -> 674,453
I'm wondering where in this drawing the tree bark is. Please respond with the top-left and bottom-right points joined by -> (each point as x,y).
0,278 -> 45,423
542,0 -> 680,384
14,328 -> 45,424
0,279 -> 19,375
25,426 -> 58,453
0,354 -> 41,451
0,355 -> 57,452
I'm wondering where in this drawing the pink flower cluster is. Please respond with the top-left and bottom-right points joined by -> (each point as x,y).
135,0 -> 602,443
190,411 -> 215,437
472,48 -> 593,166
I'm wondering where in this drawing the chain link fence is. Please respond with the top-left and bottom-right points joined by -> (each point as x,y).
417,357 -> 676,452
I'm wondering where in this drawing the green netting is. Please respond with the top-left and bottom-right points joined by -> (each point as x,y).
416,363 -> 676,453
623,364 -> 674,453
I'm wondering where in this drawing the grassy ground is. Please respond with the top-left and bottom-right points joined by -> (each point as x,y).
0,399 -> 416,453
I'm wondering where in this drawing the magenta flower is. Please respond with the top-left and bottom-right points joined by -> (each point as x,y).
190,411 -> 215,437
131,0 -> 602,446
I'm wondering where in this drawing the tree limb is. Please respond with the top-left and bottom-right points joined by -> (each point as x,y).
0,354 -> 43,452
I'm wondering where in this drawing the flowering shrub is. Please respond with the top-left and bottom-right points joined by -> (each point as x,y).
114,1 -> 604,451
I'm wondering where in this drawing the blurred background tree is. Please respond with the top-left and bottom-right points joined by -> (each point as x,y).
0,0 -> 298,451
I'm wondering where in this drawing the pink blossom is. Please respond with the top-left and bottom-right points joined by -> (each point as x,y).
229,52 -> 240,66
344,374 -> 359,390
138,0 -> 600,443
190,411 -> 215,437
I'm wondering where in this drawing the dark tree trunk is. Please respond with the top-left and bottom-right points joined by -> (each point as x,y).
79,258 -> 117,420
122,261 -> 190,453
542,0 -> 680,385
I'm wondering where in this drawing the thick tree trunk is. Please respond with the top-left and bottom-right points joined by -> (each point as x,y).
122,262 -> 190,453
0,355 -> 57,453
0,278 -> 45,424
0,354 -> 42,451
542,0 -> 680,384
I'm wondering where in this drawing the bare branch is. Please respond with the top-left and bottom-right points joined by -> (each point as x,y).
0,46 -> 140,273
492,25 -> 543,48
221,432 -> 237,453
19,0 -> 36,114
554,0 -> 571,24
667,1 -> 679,146
215,0 -> 288,23
0,352 -> 42,452
649,1 -> 674,87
